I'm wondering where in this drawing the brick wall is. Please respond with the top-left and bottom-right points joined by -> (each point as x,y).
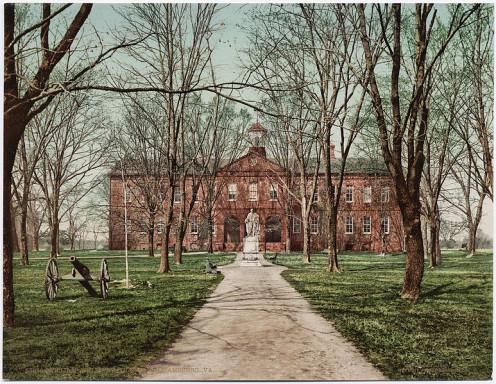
109,148 -> 404,253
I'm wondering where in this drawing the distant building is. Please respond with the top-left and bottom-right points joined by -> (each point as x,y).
109,122 -> 403,253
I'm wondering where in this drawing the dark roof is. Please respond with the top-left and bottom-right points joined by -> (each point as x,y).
247,122 -> 267,133
110,153 -> 389,178
328,157 -> 389,174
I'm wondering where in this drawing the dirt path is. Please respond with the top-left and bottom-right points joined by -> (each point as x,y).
140,253 -> 386,381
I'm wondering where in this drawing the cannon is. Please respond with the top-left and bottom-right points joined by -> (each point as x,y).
44,256 -> 109,300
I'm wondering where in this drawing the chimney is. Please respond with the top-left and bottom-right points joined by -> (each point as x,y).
330,145 -> 335,158
249,147 -> 266,157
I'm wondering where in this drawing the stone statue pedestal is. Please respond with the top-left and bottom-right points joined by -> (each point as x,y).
241,236 -> 262,267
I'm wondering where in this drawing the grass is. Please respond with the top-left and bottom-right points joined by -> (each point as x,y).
22,248 -> 202,259
272,249 -> 493,380
3,251 -> 236,380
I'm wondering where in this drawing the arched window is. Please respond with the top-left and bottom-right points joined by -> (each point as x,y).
265,216 -> 281,243
224,216 -> 240,243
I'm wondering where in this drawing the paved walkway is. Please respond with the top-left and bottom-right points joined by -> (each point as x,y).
140,254 -> 386,381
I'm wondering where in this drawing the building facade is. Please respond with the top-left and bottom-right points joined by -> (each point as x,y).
109,123 -> 404,253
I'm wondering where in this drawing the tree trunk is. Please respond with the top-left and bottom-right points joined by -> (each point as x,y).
147,213 -> 155,257
401,204 -> 425,300
147,228 -> 154,257
467,224 -> 477,257
50,214 -> 59,259
69,235 -> 75,251
326,210 -> 340,273
207,207 -> 213,254
158,190 -> 173,273
302,217 -> 311,263
435,214 -> 441,264
33,230 -> 39,252
19,197 -> 29,265
285,211 -> 291,253
428,223 -> 436,268
421,214 -> 428,260
429,210 -> 441,266
158,227 -> 171,273
4,2 -> 22,321
11,203 -> 19,253
174,227 -> 185,265
207,222 -> 213,254
4,169 -> 15,328
467,192 -> 485,258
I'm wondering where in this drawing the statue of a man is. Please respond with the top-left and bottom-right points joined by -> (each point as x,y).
245,209 -> 260,238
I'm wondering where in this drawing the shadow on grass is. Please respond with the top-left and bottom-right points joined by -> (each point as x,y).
23,296 -> 206,328
420,283 -> 454,298
420,283 -> 482,299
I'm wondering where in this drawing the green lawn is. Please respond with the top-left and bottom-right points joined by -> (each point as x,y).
273,250 -> 493,380
4,251 -> 236,380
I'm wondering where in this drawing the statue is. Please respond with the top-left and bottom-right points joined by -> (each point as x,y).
245,209 -> 260,238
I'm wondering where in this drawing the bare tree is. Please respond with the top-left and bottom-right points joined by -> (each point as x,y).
114,99 -> 169,258
300,4 -> 367,272
195,96 -> 248,253
357,4 -> 479,299
115,4 -> 221,267
27,193 -> 46,252
246,4 -> 366,267
443,145 -> 487,257
4,3 -> 94,327
65,202 -> 88,251
419,52 -> 465,267
439,217 -> 466,248
455,5 -> 493,201
264,115 -> 298,254
33,92 -> 107,258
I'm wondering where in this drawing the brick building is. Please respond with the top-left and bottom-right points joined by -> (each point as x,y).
109,123 -> 404,253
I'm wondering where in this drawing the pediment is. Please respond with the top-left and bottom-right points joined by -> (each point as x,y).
218,150 -> 285,175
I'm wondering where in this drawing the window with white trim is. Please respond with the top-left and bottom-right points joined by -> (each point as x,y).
363,216 -> 371,234
211,216 -> 215,234
270,183 -> 278,200
124,185 -> 132,203
192,187 -> 198,203
381,215 -> 389,234
312,188 -> 319,203
345,185 -> 353,202
141,217 -> 147,233
228,183 -> 237,201
125,216 -> 131,233
249,182 -> 258,201
157,217 -> 164,233
363,186 -> 371,203
345,216 -> 353,234
311,216 -> 318,234
190,217 -> 198,234
382,187 -> 390,202
293,217 -> 301,233
174,186 -> 181,203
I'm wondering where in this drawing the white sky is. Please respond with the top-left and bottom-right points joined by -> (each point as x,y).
86,3 -> 496,240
